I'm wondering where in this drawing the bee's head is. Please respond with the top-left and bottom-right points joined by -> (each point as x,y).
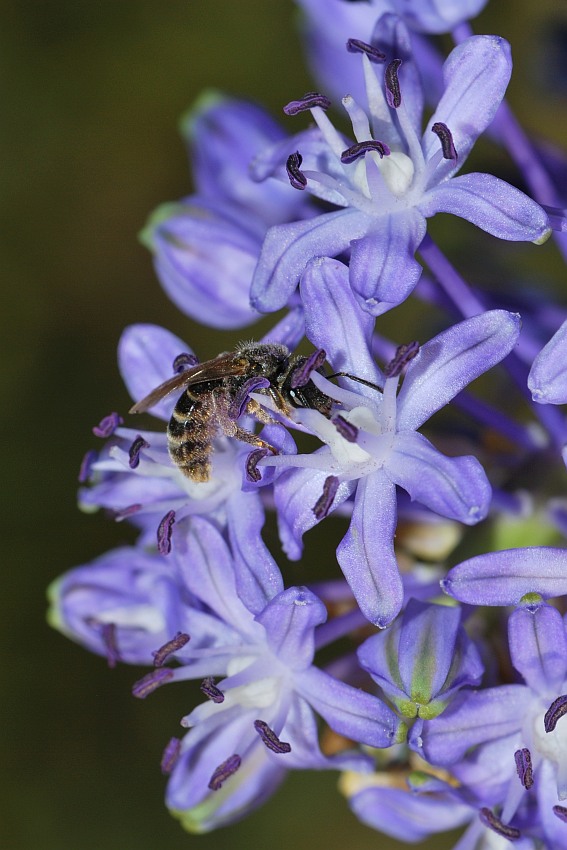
238,342 -> 291,379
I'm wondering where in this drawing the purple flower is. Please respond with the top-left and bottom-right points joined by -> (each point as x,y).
141,95 -> 313,328
250,32 -> 550,316
528,317 -> 567,405
261,258 -> 521,626
133,519 -> 402,831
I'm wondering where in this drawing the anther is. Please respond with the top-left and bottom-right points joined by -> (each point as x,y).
283,92 -> 331,116
112,503 -> 142,520
254,720 -> 292,754
208,754 -> 242,790
100,622 -> 121,669
92,411 -> 123,438
385,59 -> 402,109
290,349 -> 326,388
341,140 -> 390,164
128,434 -> 150,469
160,737 -> 181,775
286,151 -> 307,190
514,748 -> 533,789
152,631 -> 190,667
173,352 -> 198,373
313,475 -> 339,520
228,376 -> 270,421
346,38 -> 386,64
78,449 -> 97,483
479,808 -> 521,840
157,510 -> 176,555
332,415 -> 358,443
132,668 -> 174,699
200,677 -> 225,703
246,449 -> 270,483
431,122 -> 458,161
553,805 -> 567,823
384,341 -> 419,378
544,694 -> 567,732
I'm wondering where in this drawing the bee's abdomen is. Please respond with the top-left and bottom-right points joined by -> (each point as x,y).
167,392 -> 214,482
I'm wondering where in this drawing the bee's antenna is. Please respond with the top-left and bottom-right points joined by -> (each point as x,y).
326,372 -> 383,393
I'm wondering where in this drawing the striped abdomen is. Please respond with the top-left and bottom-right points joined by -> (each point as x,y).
167,389 -> 217,482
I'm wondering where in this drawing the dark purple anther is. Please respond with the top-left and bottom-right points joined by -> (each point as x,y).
200,677 -> 225,704
160,737 -> 181,775
290,349 -> 326,388
78,449 -> 97,483
254,720 -> 292,754
132,668 -> 174,699
332,415 -> 358,443
173,351 -> 198,374
479,808 -> 521,841
385,59 -> 402,109
128,434 -> 150,469
346,38 -> 386,64
544,694 -> 567,732
92,411 -> 123,438
246,448 -> 271,483
514,748 -> 533,789
283,91 -> 331,116
384,341 -> 419,378
152,631 -> 190,667
101,622 -> 121,669
157,510 -> 176,555
228,376 -> 270,421
208,754 -> 241,791
553,805 -> 567,823
341,140 -> 390,164
286,151 -> 307,190
112,503 -> 142,520
431,122 -> 458,161
313,475 -> 339,520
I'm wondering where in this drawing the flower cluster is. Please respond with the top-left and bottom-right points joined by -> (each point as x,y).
50,2 -> 567,847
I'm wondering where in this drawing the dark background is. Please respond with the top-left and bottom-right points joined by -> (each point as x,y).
3,1 -> 566,848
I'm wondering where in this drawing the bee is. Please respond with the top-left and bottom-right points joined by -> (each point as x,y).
129,342 -> 333,482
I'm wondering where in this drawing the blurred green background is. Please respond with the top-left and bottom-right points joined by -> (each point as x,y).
3,1 -> 566,848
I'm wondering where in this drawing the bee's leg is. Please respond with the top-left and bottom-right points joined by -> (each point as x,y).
229,424 -> 278,454
244,396 -> 283,425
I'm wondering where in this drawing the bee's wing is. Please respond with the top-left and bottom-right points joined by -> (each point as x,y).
129,352 -> 249,414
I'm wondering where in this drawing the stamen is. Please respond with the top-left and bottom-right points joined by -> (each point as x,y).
246,448 -> 270,483
160,737 -> 181,775
228,376 -> 270,420
340,140 -> 390,164
514,748 -> 533,789
208,754 -> 241,790
132,668 -> 174,699
254,720 -> 292,754
553,805 -> 567,823
479,808 -> 521,840
152,631 -> 190,667
157,510 -> 176,555
283,91 -> 331,115
112,503 -> 142,520
92,412 -> 123,438
385,59 -> 402,109
286,151 -> 307,190
290,349 -> 326,388
173,351 -> 198,373
332,415 -> 358,443
384,341 -> 419,378
200,677 -> 225,704
544,694 -> 567,732
346,38 -> 386,64
101,622 -> 121,669
431,122 -> 458,161
78,449 -> 97,482
313,475 -> 339,519
128,434 -> 150,469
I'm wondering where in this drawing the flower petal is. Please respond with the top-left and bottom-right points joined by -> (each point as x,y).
420,173 -> 550,243
508,602 -> 567,695
441,547 -> 567,605
528,318 -> 567,404
336,474 -> 403,627
255,586 -> 327,671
